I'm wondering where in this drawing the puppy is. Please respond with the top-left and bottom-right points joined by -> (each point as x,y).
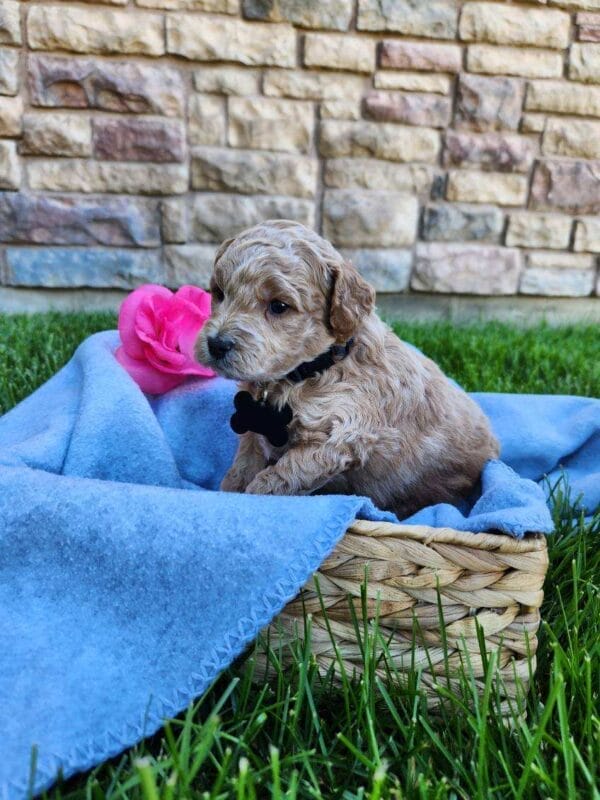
196,220 -> 499,519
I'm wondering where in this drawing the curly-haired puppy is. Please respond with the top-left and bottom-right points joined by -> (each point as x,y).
195,220 -> 499,519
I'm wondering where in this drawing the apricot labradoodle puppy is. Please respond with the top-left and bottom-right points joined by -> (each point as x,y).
196,220 -> 499,519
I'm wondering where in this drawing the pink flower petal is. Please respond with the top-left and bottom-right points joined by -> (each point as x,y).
176,285 -> 212,319
118,284 -> 172,359
115,345 -> 183,394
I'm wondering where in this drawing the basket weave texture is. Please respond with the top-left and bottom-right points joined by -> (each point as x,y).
269,520 -> 549,710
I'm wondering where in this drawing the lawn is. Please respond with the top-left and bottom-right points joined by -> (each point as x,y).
1,314 -> 599,800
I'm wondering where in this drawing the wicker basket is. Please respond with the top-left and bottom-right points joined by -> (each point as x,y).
266,519 -> 549,711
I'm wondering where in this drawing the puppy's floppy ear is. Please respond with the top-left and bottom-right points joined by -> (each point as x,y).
214,236 -> 235,266
329,259 -> 375,341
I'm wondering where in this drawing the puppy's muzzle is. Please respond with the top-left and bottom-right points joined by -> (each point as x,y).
207,334 -> 235,361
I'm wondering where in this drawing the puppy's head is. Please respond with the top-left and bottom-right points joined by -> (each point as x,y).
195,220 -> 375,382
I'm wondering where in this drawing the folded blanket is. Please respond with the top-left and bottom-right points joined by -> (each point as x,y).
0,331 -> 597,800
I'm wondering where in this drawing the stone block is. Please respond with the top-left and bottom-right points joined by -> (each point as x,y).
444,130 -> 536,172
421,203 -> 504,242
467,45 -> 563,78
188,94 -> 225,147
520,252 -> 596,296
0,141 -> 20,190
0,96 -> 22,136
319,120 -> 440,163
364,91 -> 452,128
340,249 -> 413,292
93,118 -> 186,162
3,247 -> 164,288
374,71 -> 451,94
0,193 -> 160,246
525,79 -> 600,117
28,160 -> 188,195
357,0 -> 459,39
324,158 -> 435,194
569,43 -> 600,83
228,97 -> 313,153
189,194 -> 315,241
191,147 -> 317,198
303,33 -> 374,73
27,6 -> 164,56
459,3 -> 570,49
542,117 -> 600,159
264,69 -> 364,100
379,40 -> 462,72
530,160 -> 600,213
166,14 -> 295,66
193,66 -> 260,95
137,0 -> 236,9
164,244 -> 217,287
574,217 -> 600,252
521,113 -> 546,133
21,113 -> 92,157
243,0 -> 353,31
0,1 -> 21,45
320,99 -> 361,119
0,48 -> 19,95
412,242 -> 521,294
455,73 -> 524,131
28,55 -> 185,117
322,190 -> 418,247
505,212 -> 573,249
160,198 -> 188,244
447,170 -> 528,205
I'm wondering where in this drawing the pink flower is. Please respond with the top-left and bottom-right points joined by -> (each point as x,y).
115,284 -> 216,394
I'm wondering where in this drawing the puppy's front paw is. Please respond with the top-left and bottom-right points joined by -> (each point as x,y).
245,470 -> 289,496
220,468 -> 248,493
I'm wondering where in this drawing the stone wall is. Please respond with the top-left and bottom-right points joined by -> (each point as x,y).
1,0 -> 600,307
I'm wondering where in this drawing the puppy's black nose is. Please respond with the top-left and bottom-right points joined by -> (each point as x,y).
207,334 -> 234,360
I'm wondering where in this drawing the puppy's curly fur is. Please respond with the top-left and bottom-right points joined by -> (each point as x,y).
196,220 -> 499,518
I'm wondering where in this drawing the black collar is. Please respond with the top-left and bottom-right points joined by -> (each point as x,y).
284,338 -> 354,384
230,338 -> 354,447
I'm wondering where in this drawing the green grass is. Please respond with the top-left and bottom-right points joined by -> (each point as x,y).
1,314 -> 599,800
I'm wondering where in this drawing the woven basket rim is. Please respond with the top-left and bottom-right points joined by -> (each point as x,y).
348,520 -> 548,554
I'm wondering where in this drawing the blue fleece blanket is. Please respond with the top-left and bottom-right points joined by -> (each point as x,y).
0,331 -> 598,800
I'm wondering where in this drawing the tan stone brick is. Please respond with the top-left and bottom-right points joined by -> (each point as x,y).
526,79 -> 600,117
455,73 -> 524,131
357,0 -> 459,40
166,14 -> 295,67
506,212 -> 572,249
0,48 -> 19,95
161,198 -> 188,244
569,43 -> 600,83
379,40 -> 462,72
374,71 -> 451,94
319,120 -> 441,163
264,69 -> 365,100
520,252 -> 596,296
320,99 -> 361,120
228,97 -> 313,153
27,160 -> 188,195
412,242 -> 522,294
324,158 -> 435,194
138,0 -> 236,9
574,217 -> 600,252
21,113 -> 92,157
543,117 -> 600,158
189,95 -> 225,147
193,66 -> 260,96
467,45 -> 563,78
0,141 -> 20,189
521,113 -> 546,133
164,244 -> 217,287
0,0 -> 21,46
28,6 -> 164,56
460,3 -> 570,49
191,147 -> 318,198
550,0 -> 600,11
447,170 -> 528,205
322,190 -> 418,247
0,96 -> 22,136
303,33 -> 374,73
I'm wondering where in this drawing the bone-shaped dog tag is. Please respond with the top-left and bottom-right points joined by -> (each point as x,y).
230,391 -> 293,448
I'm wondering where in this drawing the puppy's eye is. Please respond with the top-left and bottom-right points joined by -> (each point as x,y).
269,299 -> 289,315
211,286 -> 224,303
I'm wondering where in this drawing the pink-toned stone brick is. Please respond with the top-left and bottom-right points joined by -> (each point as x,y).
530,160 -> 600,214
579,26 -> 600,42
444,130 -> 536,173
455,73 -> 524,132
379,40 -> 462,72
412,242 -> 521,295
364,91 -> 451,128
93,119 -> 186,163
